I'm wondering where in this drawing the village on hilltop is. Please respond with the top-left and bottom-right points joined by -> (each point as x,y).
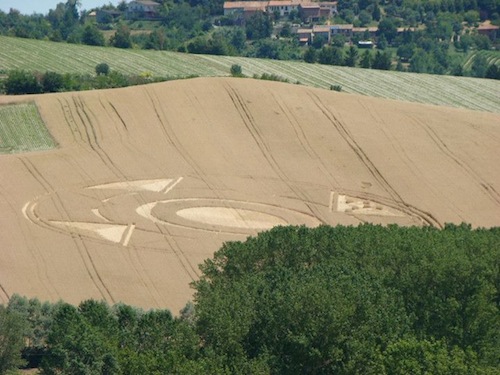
88,0 -> 498,49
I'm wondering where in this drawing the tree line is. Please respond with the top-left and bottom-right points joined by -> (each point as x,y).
1,223 -> 499,374
0,65 -> 192,95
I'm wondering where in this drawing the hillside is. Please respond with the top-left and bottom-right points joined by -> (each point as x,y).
1,35 -> 499,112
0,77 -> 499,312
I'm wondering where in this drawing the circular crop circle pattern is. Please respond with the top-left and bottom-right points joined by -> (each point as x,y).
176,207 -> 288,229
148,198 -> 322,234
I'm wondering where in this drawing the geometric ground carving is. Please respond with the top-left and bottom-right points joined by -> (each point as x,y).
330,191 -> 405,217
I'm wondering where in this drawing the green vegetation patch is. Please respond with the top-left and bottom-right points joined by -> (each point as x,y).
0,103 -> 56,154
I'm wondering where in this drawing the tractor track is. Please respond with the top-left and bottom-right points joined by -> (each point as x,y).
32,96 -> 166,305
72,97 -> 122,178
18,157 -> 113,302
310,92 -> 442,228
58,98 -> 83,143
411,115 -> 500,207
73,95 -> 169,304
137,87 -> 215,280
225,84 -> 326,223
0,283 -> 9,302
98,96 -> 166,178
356,99 -> 467,221
0,181 -> 60,301
270,91 -> 342,192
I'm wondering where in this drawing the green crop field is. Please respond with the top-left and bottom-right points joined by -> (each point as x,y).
462,50 -> 500,70
0,36 -> 499,113
0,102 -> 57,154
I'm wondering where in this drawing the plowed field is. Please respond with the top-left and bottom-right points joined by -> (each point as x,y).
1,77 -> 499,312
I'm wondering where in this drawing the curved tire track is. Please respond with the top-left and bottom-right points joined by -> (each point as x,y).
309,92 -> 442,228
224,83 -> 327,223
72,95 -> 170,303
270,91 -> 342,191
356,99 -> 467,221
19,157 -> 113,302
410,115 -> 500,206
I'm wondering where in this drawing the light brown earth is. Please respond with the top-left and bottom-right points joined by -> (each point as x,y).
0,77 -> 499,313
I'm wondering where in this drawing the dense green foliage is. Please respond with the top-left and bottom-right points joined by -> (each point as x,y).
0,305 -> 28,374
1,224 -> 498,374
194,224 -> 500,374
0,0 -> 498,77
4,70 -> 42,95
0,69 -> 188,94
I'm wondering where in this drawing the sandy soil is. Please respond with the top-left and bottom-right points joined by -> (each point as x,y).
0,77 -> 499,312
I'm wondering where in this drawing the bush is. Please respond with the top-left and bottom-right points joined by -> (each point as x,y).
41,71 -> 64,93
95,63 -> 110,76
230,64 -> 243,77
4,70 -> 42,95
254,72 -> 289,82
330,84 -> 342,92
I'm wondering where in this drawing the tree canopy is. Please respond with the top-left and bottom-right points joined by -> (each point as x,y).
193,224 -> 500,374
1,224 -> 499,374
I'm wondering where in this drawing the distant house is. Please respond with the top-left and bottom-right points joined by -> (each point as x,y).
296,24 -> 380,45
267,0 -> 301,17
298,4 -> 321,23
312,25 -> 331,42
223,0 -> 336,23
87,10 -> 97,21
329,24 -> 353,38
318,3 -> 337,18
353,26 -> 378,39
297,28 -> 313,44
126,0 -> 161,20
224,1 -> 267,17
96,9 -> 122,23
299,2 -> 336,23
477,21 -> 499,40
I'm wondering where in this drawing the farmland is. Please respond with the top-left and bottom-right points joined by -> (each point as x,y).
1,36 -> 499,113
0,77 -> 499,312
0,102 -> 56,153
462,50 -> 500,70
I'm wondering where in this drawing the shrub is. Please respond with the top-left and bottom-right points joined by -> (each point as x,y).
330,84 -> 342,92
4,70 -> 42,95
95,63 -> 110,76
254,73 -> 289,82
41,71 -> 64,93
230,64 -> 243,77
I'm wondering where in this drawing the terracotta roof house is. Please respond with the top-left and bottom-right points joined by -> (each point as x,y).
267,0 -> 301,17
297,28 -> 313,44
478,21 -> 499,40
223,1 -> 267,17
318,2 -> 337,18
329,24 -> 353,38
297,23 -> 378,44
299,3 -> 321,22
223,0 -> 336,24
126,0 -> 161,20
353,26 -> 378,38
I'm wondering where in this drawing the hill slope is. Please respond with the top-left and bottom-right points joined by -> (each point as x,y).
1,35 -> 499,112
0,77 -> 499,311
